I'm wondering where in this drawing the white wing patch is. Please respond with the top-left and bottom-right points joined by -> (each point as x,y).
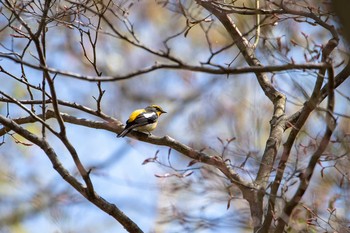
143,112 -> 156,118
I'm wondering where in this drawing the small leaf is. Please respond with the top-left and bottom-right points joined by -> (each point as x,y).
291,57 -> 295,64
154,173 -> 172,178
183,171 -> 193,177
340,175 -> 344,187
227,199 -> 231,210
167,148 -> 172,160
155,150 -> 160,157
184,26 -> 192,37
142,157 -> 156,165
320,167 -> 324,178
217,137 -> 224,145
277,37 -> 282,52
226,137 -> 236,143
187,159 -> 198,167
327,208 -> 336,214
290,39 -> 298,46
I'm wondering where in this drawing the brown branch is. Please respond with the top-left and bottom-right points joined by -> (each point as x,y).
0,114 -> 144,233
0,53 -> 328,81
0,108 -> 252,191
3,0 -> 95,199
0,98 -> 118,123
196,1 -> 287,231
0,107 -> 265,231
261,36 -> 339,232
1,1 -> 346,232
320,60 -> 350,103
0,91 -> 58,135
287,59 -> 350,127
274,64 -> 336,233
0,110 -> 120,139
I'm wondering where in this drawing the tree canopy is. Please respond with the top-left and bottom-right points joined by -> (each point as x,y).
0,0 -> 349,232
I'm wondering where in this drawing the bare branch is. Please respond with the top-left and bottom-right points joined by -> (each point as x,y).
274,63 -> 336,233
0,114 -> 144,233
0,51 -> 329,81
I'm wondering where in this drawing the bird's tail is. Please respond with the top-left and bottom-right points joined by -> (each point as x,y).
117,128 -> 132,138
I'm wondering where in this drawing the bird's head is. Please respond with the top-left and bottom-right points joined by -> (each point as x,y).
147,105 -> 167,116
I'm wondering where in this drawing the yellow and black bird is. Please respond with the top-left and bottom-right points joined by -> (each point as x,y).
117,105 -> 166,137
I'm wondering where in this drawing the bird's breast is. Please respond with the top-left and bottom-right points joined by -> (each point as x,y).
136,122 -> 158,132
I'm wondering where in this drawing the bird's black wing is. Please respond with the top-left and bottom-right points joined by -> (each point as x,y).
117,112 -> 158,137
127,111 -> 157,127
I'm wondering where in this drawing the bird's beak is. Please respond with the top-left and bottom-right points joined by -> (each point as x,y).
161,110 -> 167,114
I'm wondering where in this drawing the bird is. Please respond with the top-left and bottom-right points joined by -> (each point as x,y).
117,105 -> 166,138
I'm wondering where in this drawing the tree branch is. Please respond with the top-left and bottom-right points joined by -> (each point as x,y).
274,64 -> 336,233
0,53 -> 328,81
0,108 -> 253,191
0,114 -> 144,233
261,34 -> 338,232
